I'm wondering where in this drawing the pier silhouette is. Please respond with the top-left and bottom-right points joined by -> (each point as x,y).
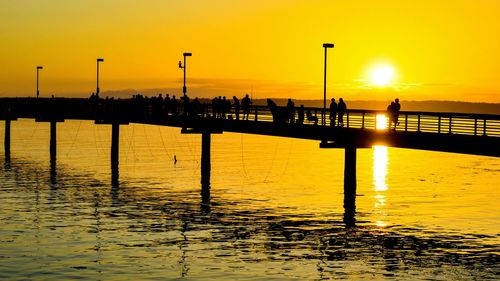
1,97 -> 499,219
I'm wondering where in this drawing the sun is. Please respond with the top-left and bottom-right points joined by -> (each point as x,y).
370,65 -> 395,86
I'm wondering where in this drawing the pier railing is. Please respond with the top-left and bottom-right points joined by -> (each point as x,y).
1,98 -> 499,137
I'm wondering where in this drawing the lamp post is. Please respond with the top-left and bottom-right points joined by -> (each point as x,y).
322,43 -> 334,126
96,58 -> 104,97
36,66 -> 43,98
178,52 -> 192,97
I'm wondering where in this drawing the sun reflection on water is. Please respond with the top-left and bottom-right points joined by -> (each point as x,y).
373,145 -> 388,192
373,145 -> 389,227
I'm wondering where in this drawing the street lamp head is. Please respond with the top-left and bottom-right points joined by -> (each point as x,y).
183,52 -> 192,57
323,43 -> 334,48
97,58 -> 104,62
37,66 -> 43,70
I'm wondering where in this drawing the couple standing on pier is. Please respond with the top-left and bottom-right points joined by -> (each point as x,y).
329,98 -> 347,127
387,98 -> 401,130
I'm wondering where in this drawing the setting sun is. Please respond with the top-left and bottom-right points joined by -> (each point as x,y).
371,65 -> 395,87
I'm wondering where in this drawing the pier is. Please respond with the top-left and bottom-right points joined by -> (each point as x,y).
1,97 -> 499,217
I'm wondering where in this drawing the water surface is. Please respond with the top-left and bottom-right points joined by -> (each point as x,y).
0,119 -> 498,280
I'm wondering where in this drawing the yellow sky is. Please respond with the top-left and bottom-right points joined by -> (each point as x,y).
1,0 -> 499,102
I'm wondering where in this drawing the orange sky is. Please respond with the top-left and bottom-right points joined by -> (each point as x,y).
1,0 -> 499,102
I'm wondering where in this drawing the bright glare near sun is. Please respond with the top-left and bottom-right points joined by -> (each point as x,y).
370,65 -> 395,86
376,114 -> 388,130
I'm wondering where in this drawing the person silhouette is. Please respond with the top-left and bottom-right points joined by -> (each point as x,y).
233,96 -> 240,120
329,98 -> 337,127
242,94 -> 252,120
393,98 -> 401,130
337,98 -> 347,127
387,101 -> 395,129
286,98 -> 295,123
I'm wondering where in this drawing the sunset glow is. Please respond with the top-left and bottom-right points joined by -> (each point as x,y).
0,1 -> 499,280
371,65 -> 395,87
0,1 -> 499,102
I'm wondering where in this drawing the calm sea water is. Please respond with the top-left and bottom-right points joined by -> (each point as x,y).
0,119 -> 498,280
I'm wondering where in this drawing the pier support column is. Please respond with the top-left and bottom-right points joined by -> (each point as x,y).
95,119 -> 128,184
36,117 -> 63,170
111,123 -> 120,183
4,119 -> 11,160
201,132 -> 211,188
50,120 -> 57,164
343,146 -> 357,216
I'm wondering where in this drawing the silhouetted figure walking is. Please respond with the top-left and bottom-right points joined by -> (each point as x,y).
242,94 -> 252,120
393,98 -> 401,130
217,96 -> 223,118
171,95 -> 178,116
329,98 -> 337,127
233,96 -> 240,120
387,101 -> 395,129
286,98 -> 295,123
221,96 -> 228,119
211,96 -> 218,118
337,98 -> 346,127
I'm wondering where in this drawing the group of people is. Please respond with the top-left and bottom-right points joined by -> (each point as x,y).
212,94 -> 252,120
286,101 -> 320,125
277,97 -> 347,126
329,98 -> 347,127
90,92 -> 400,130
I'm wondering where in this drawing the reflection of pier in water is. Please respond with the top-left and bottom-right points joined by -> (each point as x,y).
2,158 -> 498,279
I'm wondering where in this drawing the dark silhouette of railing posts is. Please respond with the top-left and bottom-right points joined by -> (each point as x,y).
404,114 -> 407,131
474,119 -> 478,136
448,116 -> 452,134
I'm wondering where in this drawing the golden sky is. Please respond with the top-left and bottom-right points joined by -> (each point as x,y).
1,0 -> 499,102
